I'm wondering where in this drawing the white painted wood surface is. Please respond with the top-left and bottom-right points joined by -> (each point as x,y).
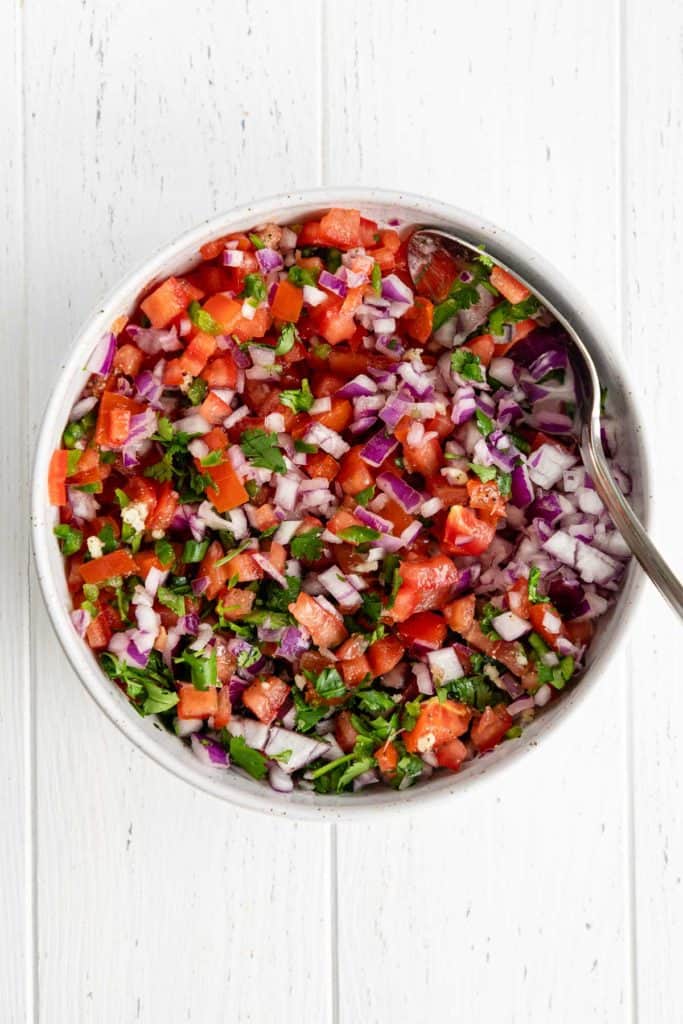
1,1 -> 680,1021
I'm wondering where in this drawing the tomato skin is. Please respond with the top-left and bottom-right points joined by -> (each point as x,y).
414,246 -> 459,302
124,475 -> 158,517
85,612 -> 111,651
394,417 -> 443,477
318,207 -> 362,249
289,592 -> 348,649
565,618 -> 594,646
398,612 -> 447,651
367,635 -> 405,677
528,601 -> 566,648
443,594 -> 476,635
337,446 -> 375,496
463,334 -> 495,366
145,481 -> 178,533
507,578 -> 530,619
490,266 -> 530,304
375,740 -> 399,775
140,276 -> 203,329
340,654 -> 372,687
335,710 -> 359,753
216,587 -> 255,620
442,505 -> 496,557
113,343 -> 144,378
403,297 -> 434,343
466,478 -> 507,519
404,698 -> 472,754
199,540 -> 233,600
471,705 -> 513,753
435,738 -> 468,772
177,684 -> 218,720
212,685 -> 232,730
388,555 -> 460,623
242,676 -> 289,724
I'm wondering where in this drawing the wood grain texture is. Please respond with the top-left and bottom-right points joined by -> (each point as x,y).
0,1 -> 31,1021
24,3 -> 331,1022
325,2 -> 635,1021
624,1 -> 683,1020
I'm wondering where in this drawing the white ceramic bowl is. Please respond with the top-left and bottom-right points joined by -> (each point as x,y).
32,188 -> 648,821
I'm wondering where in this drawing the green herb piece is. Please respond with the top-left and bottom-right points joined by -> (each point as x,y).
157,586 -> 186,617
355,484 -> 375,507
446,674 -> 506,711
292,687 -> 329,733
401,697 -> 423,732
507,430 -> 531,454
275,322 -> 298,357
154,539 -> 175,569
228,735 -> 268,779
240,428 -> 286,474
99,450 -> 117,465
53,524 -> 83,557
432,277 -> 482,332
183,539 -> 209,563
175,646 -> 217,691
337,757 -> 375,791
156,416 -> 174,442
528,631 -> 549,657
497,471 -> 511,497
288,265 -> 318,288
487,295 -> 539,338
309,666 -> 346,701
97,523 -> 118,554
451,348 -> 484,382
294,439 -> 317,454
186,377 -> 208,406
271,748 -> 293,764
262,575 -> 301,614
114,488 -> 130,508
142,681 -> 180,716
65,449 -> 83,476
200,450 -> 224,467
326,248 -> 342,273
243,273 -> 267,304
527,566 -> 545,604
280,378 -> 314,413
505,725 -> 523,739
355,689 -> 396,714
290,527 -> 323,561
100,650 -> 177,717
62,410 -> 97,449
248,232 -> 265,250
360,591 -> 382,622
312,341 -> 331,360
337,525 -> 381,545
309,753 -> 355,781
479,602 -> 500,640
468,462 -> 497,483
214,538 -> 252,569
371,262 -> 382,294
236,645 -> 261,669
475,408 -> 494,437
475,248 -> 494,269
396,753 -> 423,780
188,300 -> 222,336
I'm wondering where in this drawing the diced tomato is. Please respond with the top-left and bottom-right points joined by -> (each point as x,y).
467,478 -> 507,519
177,684 -> 218,720
113,343 -> 144,377
163,359 -> 185,387
306,451 -> 339,481
337,446 -> 375,496
48,450 -> 70,505
271,280 -> 304,322
213,685 -> 232,730
327,349 -> 393,379
146,481 -> 178,533
404,698 -> 472,754
199,390 -> 231,425
289,592 -> 348,649
231,305 -> 272,342
367,635 -> 405,677
326,508 -> 363,537
217,587 -> 256,620
318,208 -> 361,249
340,655 -> 372,687
125,475 -> 158,517
471,705 -> 513,753
242,675 -> 289,724
313,397 -> 353,433
79,548 -> 138,585
435,737 -> 468,772
398,612 -> 447,651
201,294 -> 242,334
202,456 -> 249,514
371,247 -> 396,272
442,505 -> 497,557
463,333 -> 495,367
141,276 -> 203,329
335,634 -> 368,661
463,621 -> 531,679
179,332 -> 216,376
359,217 -> 380,247
297,220 -> 325,246
203,426 -> 229,451
135,550 -> 164,578
394,416 -> 442,477
414,247 -> 458,303
94,392 -> 143,448
375,740 -> 399,775
565,618 -> 594,646
226,551 -> 263,583
308,294 -> 356,345
199,540 -> 232,600
490,266 -> 530,305
335,710 -> 358,753
311,371 -> 346,398
379,498 -> 415,536
248,504 -> 276,533
426,475 -> 469,507
443,594 -> 476,635
388,554 -> 460,623
85,612 -> 112,650
528,601 -> 566,648
403,297 -> 434,343
201,354 -> 238,389
507,578 -> 530,619
69,448 -> 107,490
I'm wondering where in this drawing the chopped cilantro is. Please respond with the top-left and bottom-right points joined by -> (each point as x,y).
325,248 -> 342,273
290,527 -> 323,561
157,586 -> 185,617
451,348 -> 484,382
294,439 -> 317,454
175,646 -> 217,691
487,295 -> 539,338
186,377 -> 208,406
527,566 -> 545,604
242,273 -> 267,304
288,265 -> 318,288
360,591 -> 382,622
308,666 -> 346,701
228,735 -> 268,779
188,300 -> 222,336
200,449 -> 224,467
261,574 -> 301,613
97,523 -> 118,554
475,408 -> 494,437
280,378 -> 314,413
53,524 -> 83,557
371,262 -> 382,294
240,428 -> 286,475
275,322 -> 298,357
479,602 -> 500,640
355,689 -> 395,714
337,525 -> 381,545
468,462 -> 497,483
292,687 -> 329,733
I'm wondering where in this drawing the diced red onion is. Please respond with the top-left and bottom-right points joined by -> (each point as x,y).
451,386 -> 476,425
252,552 -> 288,588
256,247 -> 284,274
304,421 -> 350,458
223,248 -> 244,267
69,395 -> 98,422
127,324 -> 181,354
68,486 -> 99,522
144,566 -> 168,597
381,274 -> 413,305
507,696 -> 535,717
360,431 -> 398,467
88,332 -> 116,376
71,608 -> 92,637
265,727 -> 329,774
354,506 -> 392,533
414,663 -> 435,695
527,443 -> 577,489
318,269 -> 348,298
534,684 -> 553,707
376,472 -> 422,513
337,374 -> 377,399
191,734 -> 229,769
491,611 -> 531,641
303,284 -> 327,307
173,413 -> 211,436
224,405 -> 250,429
427,647 -> 464,684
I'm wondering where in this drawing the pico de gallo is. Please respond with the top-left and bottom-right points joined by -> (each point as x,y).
49,207 -> 630,794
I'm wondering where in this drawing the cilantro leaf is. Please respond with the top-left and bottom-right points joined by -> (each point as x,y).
292,687 -> 329,733
242,273 -> 267,304
468,462 -> 497,483
288,265 -> 318,288
451,348 -> 484,382
157,585 -> 185,617
527,566 -> 545,604
188,300 -> 222,336
360,591 -> 382,622
174,647 -> 217,691
337,756 -> 375,791
290,527 -> 323,561
261,575 -> 301,614
228,735 -> 268,779
240,428 -> 286,474
280,378 -> 314,413
487,295 -> 539,338
355,689 -> 395,714
275,322 -> 298,356
142,681 -> 180,716
474,408 -> 494,437
186,377 -> 208,406
53,524 -> 83,557
309,666 -> 346,701
337,525 -> 381,545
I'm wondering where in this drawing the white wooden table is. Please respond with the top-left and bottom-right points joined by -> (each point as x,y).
2,2 -> 681,1020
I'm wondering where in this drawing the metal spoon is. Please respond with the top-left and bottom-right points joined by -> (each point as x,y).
408,228 -> 683,620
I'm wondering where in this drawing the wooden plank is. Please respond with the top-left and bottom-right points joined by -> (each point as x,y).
0,1 -> 32,1020
326,2 -> 634,1021
25,3 -> 331,1022
623,2 -> 683,1021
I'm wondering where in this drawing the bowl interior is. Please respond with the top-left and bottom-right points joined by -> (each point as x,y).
32,189 -> 648,820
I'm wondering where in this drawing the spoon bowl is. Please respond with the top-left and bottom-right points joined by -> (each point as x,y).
408,228 -> 683,620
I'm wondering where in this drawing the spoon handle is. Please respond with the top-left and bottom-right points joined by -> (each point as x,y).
582,425 -> 683,620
